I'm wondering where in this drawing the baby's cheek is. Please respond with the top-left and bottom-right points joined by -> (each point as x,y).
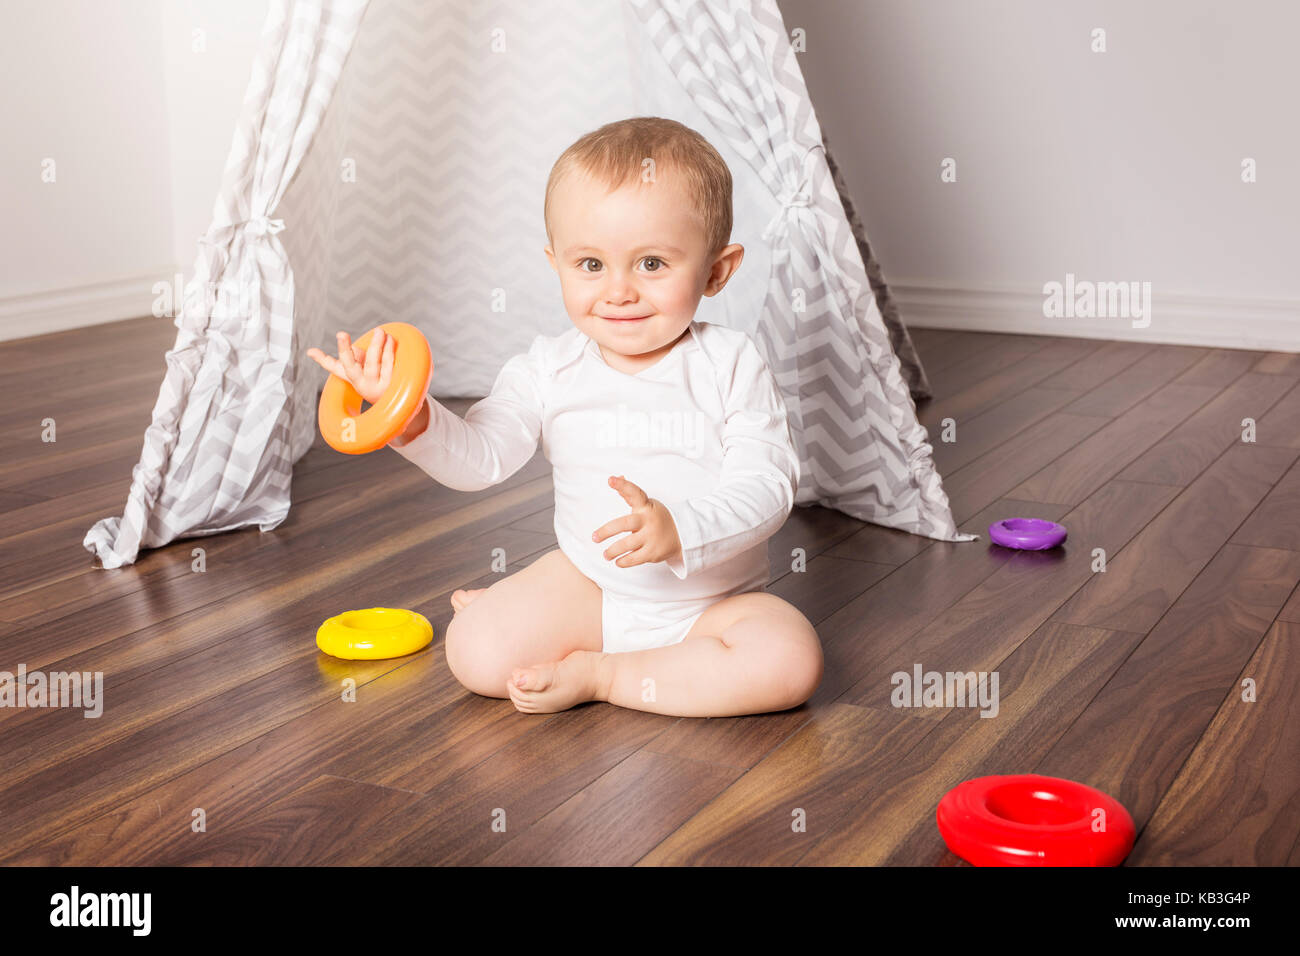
664,283 -> 698,316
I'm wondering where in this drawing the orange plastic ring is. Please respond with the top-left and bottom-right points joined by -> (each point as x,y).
317,322 -> 433,455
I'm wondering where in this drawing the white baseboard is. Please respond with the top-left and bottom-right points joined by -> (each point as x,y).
4,272 -> 1296,354
0,268 -> 181,343
891,280 -> 1300,353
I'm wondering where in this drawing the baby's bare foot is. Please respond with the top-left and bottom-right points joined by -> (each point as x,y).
450,588 -> 486,613
508,650 -> 610,714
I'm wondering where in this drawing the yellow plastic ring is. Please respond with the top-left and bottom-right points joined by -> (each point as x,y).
315,607 -> 434,660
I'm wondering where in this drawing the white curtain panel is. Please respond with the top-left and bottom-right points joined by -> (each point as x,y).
85,0 -> 970,570
84,0 -> 368,569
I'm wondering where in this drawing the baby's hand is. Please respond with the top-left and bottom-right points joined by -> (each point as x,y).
592,475 -> 683,569
306,329 -> 395,406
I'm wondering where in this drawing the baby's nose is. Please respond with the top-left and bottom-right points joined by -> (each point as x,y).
603,276 -> 637,301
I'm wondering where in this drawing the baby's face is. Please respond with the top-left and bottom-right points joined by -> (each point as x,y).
544,167 -> 742,362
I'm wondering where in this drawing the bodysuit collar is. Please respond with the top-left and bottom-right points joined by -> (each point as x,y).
577,319 -> 701,372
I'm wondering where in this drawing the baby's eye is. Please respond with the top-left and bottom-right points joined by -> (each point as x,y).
641,257 -> 664,272
578,258 -> 602,273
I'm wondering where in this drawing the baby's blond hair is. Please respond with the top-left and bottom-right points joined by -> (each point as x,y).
544,116 -> 733,257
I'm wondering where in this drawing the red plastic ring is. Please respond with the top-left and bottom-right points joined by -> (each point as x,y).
937,774 -> 1135,866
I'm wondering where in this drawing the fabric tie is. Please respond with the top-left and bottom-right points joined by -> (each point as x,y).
240,216 -> 285,238
761,144 -> 823,241
761,187 -> 812,240
197,215 -> 286,249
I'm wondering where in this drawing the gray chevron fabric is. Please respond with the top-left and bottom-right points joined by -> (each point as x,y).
821,131 -> 932,403
85,0 -> 971,569
284,0 -> 637,399
628,0 -> 973,541
83,0 -> 368,569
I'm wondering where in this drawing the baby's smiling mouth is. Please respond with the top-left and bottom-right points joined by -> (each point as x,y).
599,314 -> 652,322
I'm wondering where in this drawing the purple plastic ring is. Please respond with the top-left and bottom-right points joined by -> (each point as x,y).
987,518 -> 1067,550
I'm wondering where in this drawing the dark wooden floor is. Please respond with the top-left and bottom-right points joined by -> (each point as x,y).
2,315 -> 1298,865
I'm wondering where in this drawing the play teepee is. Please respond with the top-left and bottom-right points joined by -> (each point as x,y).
84,0 -> 974,570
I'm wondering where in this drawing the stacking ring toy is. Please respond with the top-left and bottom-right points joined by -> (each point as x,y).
315,607 -> 434,660
988,517 -> 1067,550
318,322 -> 433,454
937,774 -> 1135,866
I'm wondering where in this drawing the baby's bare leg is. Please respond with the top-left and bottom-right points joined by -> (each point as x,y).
444,548 -> 603,698
510,591 -> 823,717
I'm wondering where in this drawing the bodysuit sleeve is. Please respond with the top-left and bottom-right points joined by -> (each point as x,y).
386,335 -> 547,492
658,337 -> 800,580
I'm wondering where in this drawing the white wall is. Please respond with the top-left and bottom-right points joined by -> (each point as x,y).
1,0 -> 1295,349
0,0 -> 174,336
782,0 -> 1298,349
0,0 -> 266,341
160,0 -> 270,269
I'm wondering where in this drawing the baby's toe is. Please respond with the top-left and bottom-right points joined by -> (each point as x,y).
512,663 -> 556,693
451,588 -> 485,613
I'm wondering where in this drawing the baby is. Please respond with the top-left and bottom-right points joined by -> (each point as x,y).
309,117 -> 823,718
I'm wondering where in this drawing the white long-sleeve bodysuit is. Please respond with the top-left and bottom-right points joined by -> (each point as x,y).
388,319 -> 801,654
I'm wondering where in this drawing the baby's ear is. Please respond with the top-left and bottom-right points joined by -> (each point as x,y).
704,243 -> 745,296
543,245 -> 558,273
